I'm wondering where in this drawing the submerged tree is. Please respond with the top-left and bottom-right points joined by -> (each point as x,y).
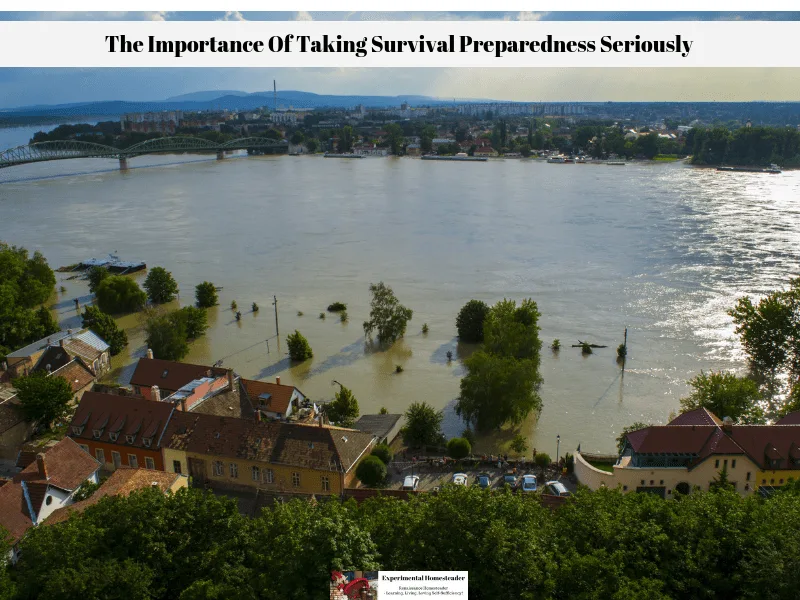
143,267 -> 179,304
81,305 -> 128,355
287,330 -> 313,361
363,282 -> 413,345
456,299 -> 490,343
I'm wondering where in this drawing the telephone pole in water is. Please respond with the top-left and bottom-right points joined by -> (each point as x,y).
273,295 -> 279,339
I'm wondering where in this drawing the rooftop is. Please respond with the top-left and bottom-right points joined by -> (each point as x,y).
129,357 -> 226,392
7,329 -> 109,360
352,414 -> 403,441
242,378 -> 299,416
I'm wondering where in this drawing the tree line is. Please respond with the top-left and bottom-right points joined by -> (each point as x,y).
689,125 -> 800,167
3,483 -> 800,600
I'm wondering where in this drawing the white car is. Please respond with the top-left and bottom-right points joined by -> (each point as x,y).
519,474 -> 538,493
452,473 -> 468,486
544,481 -> 571,497
402,475 -> 420,491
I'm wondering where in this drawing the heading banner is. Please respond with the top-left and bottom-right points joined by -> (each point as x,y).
0,21 -> 796,67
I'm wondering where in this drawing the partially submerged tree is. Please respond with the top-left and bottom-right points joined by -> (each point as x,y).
95,276 -> 147,314
143,267 -> 179,304
287,330 -> 313,361
195,281 -> 218,308
363,282 -> 413,345
81,305 -> 128,355
456,299 -> 490,343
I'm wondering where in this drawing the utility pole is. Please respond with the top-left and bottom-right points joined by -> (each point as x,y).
273,295 -> 279,339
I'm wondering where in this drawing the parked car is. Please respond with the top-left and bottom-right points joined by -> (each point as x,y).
519,474 -> 538,493
452,473 -> 468,486
503,471 -> 518,487
544,481 -> 571,497
477,473 -> 491,489
402,475 -> 420,491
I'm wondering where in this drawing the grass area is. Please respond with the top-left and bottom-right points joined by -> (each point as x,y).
653,154 -> 680,162
588,461 -> 614,473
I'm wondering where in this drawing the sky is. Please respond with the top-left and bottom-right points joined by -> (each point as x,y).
1,11 -> 799,108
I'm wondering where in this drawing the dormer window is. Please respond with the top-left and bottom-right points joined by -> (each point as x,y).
109,432 -> 118,442
126,434 -> 136,444
161,370 -> 169,378
308,442 -> 314,449
92,429 -> 103,439
142,437 -> 152,448
72,425 -> 84,436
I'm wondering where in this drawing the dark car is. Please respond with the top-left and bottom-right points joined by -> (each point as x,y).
477,473 -> 491,489
503,472 -> 518,487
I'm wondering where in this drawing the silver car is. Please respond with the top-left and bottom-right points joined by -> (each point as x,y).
402,475 -> 420,491
452,473 -> 468,486
519,474 -> 538,493
544,481 -> 571,497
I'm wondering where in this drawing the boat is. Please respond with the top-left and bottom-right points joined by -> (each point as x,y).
324,153 -> 362,158
564,156 -> 575,164
547,155 -> 565,163
766,163 -> 782,174
576,156 -> 587,164
716,163 -> 782,174
607,161 -> 626,166
421,153 -> 487,162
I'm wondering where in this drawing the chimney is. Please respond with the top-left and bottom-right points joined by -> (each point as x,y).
45,364 -> 52,374
228,369 -> 235,390
151,385 -> 161,402
59,338 -> 66,348
722,416 -> 734,433
206,369 -> 212,378
255,411 -> 261,423
36,454 -> 47,479
181,398 -> 187,412
146,348 -> 154,360
276,375 -> 281,385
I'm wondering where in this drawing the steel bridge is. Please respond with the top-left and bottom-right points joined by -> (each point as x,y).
0,136 -> 289,170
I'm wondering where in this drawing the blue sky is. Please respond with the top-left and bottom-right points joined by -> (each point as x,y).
1,11 -> 798,108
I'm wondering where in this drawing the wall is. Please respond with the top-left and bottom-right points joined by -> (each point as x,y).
754,467 -> 800,492
574,452 -> 617,490
0,420 -> 35,460
72,438 -> 165,471
37,486 -> 71,523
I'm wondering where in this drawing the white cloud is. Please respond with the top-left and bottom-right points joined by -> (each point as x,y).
219,11 -> 246,21
295,11 -> 313,21
516,11 -> 548,21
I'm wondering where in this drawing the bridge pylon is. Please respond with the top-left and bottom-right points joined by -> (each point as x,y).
119,157 -> 129,170
216,151 -> 225,160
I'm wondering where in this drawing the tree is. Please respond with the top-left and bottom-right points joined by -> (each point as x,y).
287,330 -> 313,361
709,466 -> 735,492
95,276 -> 146,314
87,266 -> 110,294
14,371 -> 73,427
402,401 -> 444,448
355,455 -> 387,487
510,434 -> 529,455
680,370 -> 764,423
534,452 -> 551,470
616,422 -> 650,454
483,298 -> 543,361
385,123 -> 405,155
143,267 -> 179,304
81,305 -> 128,355
457,351 -> 542,431
362,282 -> 413,345
34,305 -> 59,338
371,443 -> 393,465
326,384 -> 359,427
305,138 -> 320,153
72,479 -> 101,502
456,299 -> 490,343
195,282 -> 218,308
447,437 -> 471,460
337,125 -> 354,153
174,306 -> 209,340
145,312 -> 189,361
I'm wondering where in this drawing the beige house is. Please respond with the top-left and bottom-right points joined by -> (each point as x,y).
576,408 -> 800,497
5,329 -> 110,380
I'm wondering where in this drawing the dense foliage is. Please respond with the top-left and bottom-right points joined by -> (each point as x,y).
680,370 -> 764,423
8,484 -> 800,600
355,455 -> 387,487
194,282 -> 218,308
14,371 -> 73,427
371,443 -> 393,465
95,276 -> 147,314
287,330 -> 313,361
362,282 -> 413,345
457,299 -> 544,431
143,267 -> 179,304
81,305 -> 128,356
0,243 -> 58,357
455,299 -> 489,343
326,384 -> 359,427
690,125 -> 800,167
446,437 -> 471,460
86,266 -> 110,294
144,307 -> 209,362
401,401 -> 444,449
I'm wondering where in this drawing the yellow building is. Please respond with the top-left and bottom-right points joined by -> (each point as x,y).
162,411 -> 376,497
576,408 -> 800,497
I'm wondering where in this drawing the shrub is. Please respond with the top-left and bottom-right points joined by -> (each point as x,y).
252,302 -> 259,312
95,276 -> 146,314
340,311 -> 348,323
422,323 -> 429,334
456,299 -> 489,343
534,452 -> 552,470
564,452 -> 575,474
395,365 -> 404,373
461,428 -> 476,447
371,444 -> 393,465
297,311 -> 304,317
195,282 -> 218,308
327,302 -> 347,312
143,267 -> 179,304
231,300 -> 238,310
287,330 -> 313,361
319,312 -> 325,320
510,434 -> 529,455
355,455 -> 387,487
617,343 -> 627,359
551,339 -> 561,351
447,437 -> 471,460
581,342 -> 592,355
379,406 -> 389,414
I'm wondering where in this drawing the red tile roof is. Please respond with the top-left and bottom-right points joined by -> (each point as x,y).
0,481 -> 33,543
50,359 -> 95,393
626,425 -> 716,454
242,378 -> 299,416
668,407 -> 723,427
777,411 -> 800,425
129,358 -> 226,393
0,402 -> 25,434
69,392 -> 174,451
13,437 -> 101,492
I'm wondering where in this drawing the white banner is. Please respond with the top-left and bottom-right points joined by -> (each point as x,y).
378,571 -> 468,599
0,20 -> 796,67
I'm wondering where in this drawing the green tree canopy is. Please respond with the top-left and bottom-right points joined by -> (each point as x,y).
371,443 -> 393,465
616,421 -> 650,454
14,370 -> 73,427
81,305 -> 128,356
363,282 -> 413,345
326,384 -> 359,427
483,298 -> 543,361
456,299 -> 490,343
402,401 -> 444,448
287,330 -> 313,361
95,276 -> 147,314
86,266 -> 110,294
195,282 -> 218,308
143,267 -> 179,304
355,455 -> 387,487
145,311 -> 189,361
174,306 -> 209,340
446,437 -> 471,460
680,370 -> 764,423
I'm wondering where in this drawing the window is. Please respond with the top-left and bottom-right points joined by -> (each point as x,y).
79,444 -> 90,454
213,461 -> 224,476
762,479 -> 766,484
145,457 -> 155,470
93,429 -> 103,439
659,480 -> 664,485
230,463 -> 238,478
252,466 -> 260,481
173,460 -> 182,474
321,476 -> 330,492
95,448 -> 105,463
109,432 -> 118,442
770,478 -> 775,484
126,434 -> 136,444
746,472 -> 751,481
640,480 -> 645,485
732,459 -> 737,468
45,496 -> 53,506
745,483 -> 750,491
128,454 -> 138,468
265,469 -> 274,484
723,459 -> 728,469
292,472 -> 300,487
780,479 -> 784,484
72,425 -> 84,436
622,485 -> 628,491
111,451 -> 121,468
142,437 -> 152,448
715,459 -> 719,468
649,480 -> 654,485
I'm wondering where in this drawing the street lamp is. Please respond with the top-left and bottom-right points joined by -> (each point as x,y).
556,434 -> 561,465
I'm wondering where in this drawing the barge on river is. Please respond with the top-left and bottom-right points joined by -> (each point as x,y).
421,154 -> 487,162
324,153 -> 363,158
717,163 -> 782,174
60,254 -> 147,274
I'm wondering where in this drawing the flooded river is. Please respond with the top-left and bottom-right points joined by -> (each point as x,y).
2,143 -> 799,453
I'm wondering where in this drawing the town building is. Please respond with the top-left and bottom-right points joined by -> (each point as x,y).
0,395 -> 32,460
575,408 -> 800,497
162,411 -> 376,497
68,392 -> 175,472
352,414 -> 404,446
242,376 -> 309,421
0,437 -> 101,561
46,466 -> 188,525
120,111 -> 183,134
474,147 -> 498,157
4,329 -> 110,379
129,355 -> 227,400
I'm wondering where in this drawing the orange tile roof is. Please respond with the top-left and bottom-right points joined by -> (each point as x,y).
242,378 -> 298,415
50,359 -> 95,393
